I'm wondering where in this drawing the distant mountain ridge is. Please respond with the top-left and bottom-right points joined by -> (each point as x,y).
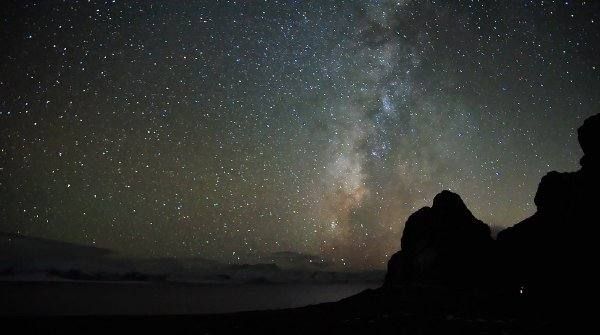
0,232 -> 112,260
0,232 -> 383,285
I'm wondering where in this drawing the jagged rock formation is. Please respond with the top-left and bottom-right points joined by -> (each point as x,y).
385,190 -> 495,288
385,113 -> 599,300
497,113 -> 599,299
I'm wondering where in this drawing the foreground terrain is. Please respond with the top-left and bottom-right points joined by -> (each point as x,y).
3,286 -> 550,334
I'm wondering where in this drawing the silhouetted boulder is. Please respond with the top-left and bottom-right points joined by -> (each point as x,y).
385,190 -> 494,288
578,113 -> 600,169
497,113 -> 599,302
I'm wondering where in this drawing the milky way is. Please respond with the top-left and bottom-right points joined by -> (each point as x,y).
1,1 -> 599,269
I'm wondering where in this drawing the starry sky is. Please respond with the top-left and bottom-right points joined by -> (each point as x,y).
1,0 -> 599,270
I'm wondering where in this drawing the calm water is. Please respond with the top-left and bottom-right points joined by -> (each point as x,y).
0,281 -> 378,315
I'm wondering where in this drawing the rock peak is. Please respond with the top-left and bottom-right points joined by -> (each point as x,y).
432,190 -> 471,218
385,190 -> 493,288
578,113 -> 600,168
385,113 -> 599,300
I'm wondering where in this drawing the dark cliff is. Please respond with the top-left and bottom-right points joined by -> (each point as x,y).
497,113 -> 599,300
385,190 -> 495,288
385,113 -> 599,302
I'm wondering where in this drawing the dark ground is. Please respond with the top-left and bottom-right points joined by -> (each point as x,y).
1,286 -> 553,334
0,281 -> 376,316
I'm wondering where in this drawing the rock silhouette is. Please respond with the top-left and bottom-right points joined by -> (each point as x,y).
497,113 -> 599,301
385,190 -> 495,288
386,113 -> 599,303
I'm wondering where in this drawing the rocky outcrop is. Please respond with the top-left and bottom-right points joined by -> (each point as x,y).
385,113 -> 599,299
497,113 -> 599,299
385,190 -> 495,288
578,113 -> 600,170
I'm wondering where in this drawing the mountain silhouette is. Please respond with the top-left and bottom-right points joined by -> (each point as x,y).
497,113 -> 599,303
385,190 -> 495,288
385,113 -> 598,308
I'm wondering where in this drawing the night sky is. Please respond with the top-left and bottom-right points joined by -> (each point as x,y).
1,0 -> 599,270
